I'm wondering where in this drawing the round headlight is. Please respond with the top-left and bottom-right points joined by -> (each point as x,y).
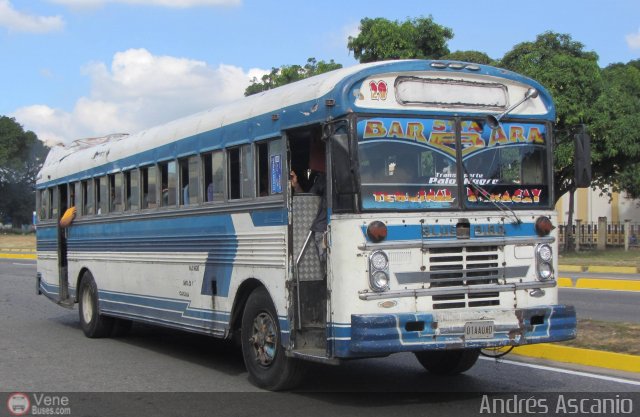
537,262 -> 553,281
370,271 -> 389,291
370,251 -> 388,270
537,244 -> 553,262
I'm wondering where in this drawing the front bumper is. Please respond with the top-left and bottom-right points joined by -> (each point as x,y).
332,305 -> 576,358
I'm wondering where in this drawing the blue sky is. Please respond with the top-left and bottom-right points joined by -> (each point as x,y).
1,0 -> 639,145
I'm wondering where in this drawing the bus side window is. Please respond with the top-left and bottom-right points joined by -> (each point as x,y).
141,165 -> 157,209
256,138 -> 283,197
96,176 -> 108,215
227,145 -> 253,200
160,161 -> 177,207
228,148 -> 241,200
39,189 -> 49,220
125,170 -> 140,211
241,144 -> 254,199
256,141 -> 269,197
179,156 -> 200,206
203,151 -> 224,203
51,187 -> 59,220
69,182 -> 77,208
109,173 -> 124,212
82,180 -> 94,215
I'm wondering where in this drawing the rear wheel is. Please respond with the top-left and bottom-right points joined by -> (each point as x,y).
78,271 -> 114,338
414,349 -> 480,375
241,287 -> 304,390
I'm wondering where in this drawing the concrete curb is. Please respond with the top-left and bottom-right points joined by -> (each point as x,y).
0,253 -> 36,260
510,344 -> 640,373
558,277 -> 640,292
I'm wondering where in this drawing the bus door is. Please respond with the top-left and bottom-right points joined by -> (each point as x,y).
287,126 -> 328,354
56,184 -> 73,307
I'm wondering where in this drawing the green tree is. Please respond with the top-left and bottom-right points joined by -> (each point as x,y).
587,61 -> 640,199
500,32 -> 602,202
245,58 -> 342,96
0,116 -> 48,227
442,50 -> 496,65
347,16 -> 453,63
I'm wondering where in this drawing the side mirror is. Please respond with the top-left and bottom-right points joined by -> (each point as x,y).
574,129 -> 591,188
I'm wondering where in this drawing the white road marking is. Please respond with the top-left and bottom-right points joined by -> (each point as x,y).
480,356 -> 640,386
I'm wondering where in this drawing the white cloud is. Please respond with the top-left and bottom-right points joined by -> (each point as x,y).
626,28 -> 640,50
12,48 -> 267,145
50,0 -> 240,9
0,0 -> 65,33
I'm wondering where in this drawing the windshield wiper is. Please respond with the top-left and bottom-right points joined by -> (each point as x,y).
461,162 -> 522,226
487,88 -> 538,129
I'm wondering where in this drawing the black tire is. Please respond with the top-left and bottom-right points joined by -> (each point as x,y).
241,287 -> 304,390
78,271 -> 114,338
414,349 -> 480,375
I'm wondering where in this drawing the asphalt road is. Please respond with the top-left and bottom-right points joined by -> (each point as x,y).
2,259 -> 639,416
559,287 -> 640,323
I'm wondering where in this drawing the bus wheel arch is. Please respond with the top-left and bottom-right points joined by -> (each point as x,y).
229,278 -> 264,338
74,267 -> 91,303
77,269 -> 114,338
239,285 -> 304,390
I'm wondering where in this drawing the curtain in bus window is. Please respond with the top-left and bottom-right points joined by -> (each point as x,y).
461,119 -> 549,208
357,117 -> 458,210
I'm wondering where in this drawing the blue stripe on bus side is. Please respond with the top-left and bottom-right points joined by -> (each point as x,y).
40,280 -> 292,340
360,222 -> 537,242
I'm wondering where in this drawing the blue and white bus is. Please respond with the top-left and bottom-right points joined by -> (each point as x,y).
36,60 -> 576,390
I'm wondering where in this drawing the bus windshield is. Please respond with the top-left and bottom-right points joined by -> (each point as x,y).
357,117 -> 550,211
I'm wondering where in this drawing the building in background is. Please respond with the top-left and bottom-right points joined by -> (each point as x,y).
556,187 -> 640,249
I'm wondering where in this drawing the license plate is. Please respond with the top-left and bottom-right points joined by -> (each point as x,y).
464,321 -> 494,339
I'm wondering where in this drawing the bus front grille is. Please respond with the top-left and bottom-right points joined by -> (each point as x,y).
428,246 -> 501,310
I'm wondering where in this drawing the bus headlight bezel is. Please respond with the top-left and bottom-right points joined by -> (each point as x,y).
369,250 -> 390,292
535,244 -> 554,281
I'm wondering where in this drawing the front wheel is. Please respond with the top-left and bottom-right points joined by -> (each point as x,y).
414,349 -> 480,375
241,287 -> 304,390
78,271 -> 114,338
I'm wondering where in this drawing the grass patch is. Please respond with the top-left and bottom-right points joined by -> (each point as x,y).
0,233 -> 36,250
559,248 -> 640,268
557,319 -> 640,355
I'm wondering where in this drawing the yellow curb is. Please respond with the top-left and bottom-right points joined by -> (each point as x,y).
557,277 -> 574,287
587,265 -> 637,274
0,253 -> 36,260
575,278 -> 640,292
511,344 -> 640,373
558,265 -> 583,273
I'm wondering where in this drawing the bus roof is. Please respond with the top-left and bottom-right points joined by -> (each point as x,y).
37,59 -> 555,186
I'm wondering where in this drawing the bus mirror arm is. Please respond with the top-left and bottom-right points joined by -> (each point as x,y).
486,88 -> 538,129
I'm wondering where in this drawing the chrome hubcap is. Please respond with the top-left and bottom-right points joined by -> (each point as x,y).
249,312 -> 277,366
81,287 -> 94,324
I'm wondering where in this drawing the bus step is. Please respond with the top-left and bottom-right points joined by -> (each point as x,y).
290,348 -> 340,365
57,298 -> 75,309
